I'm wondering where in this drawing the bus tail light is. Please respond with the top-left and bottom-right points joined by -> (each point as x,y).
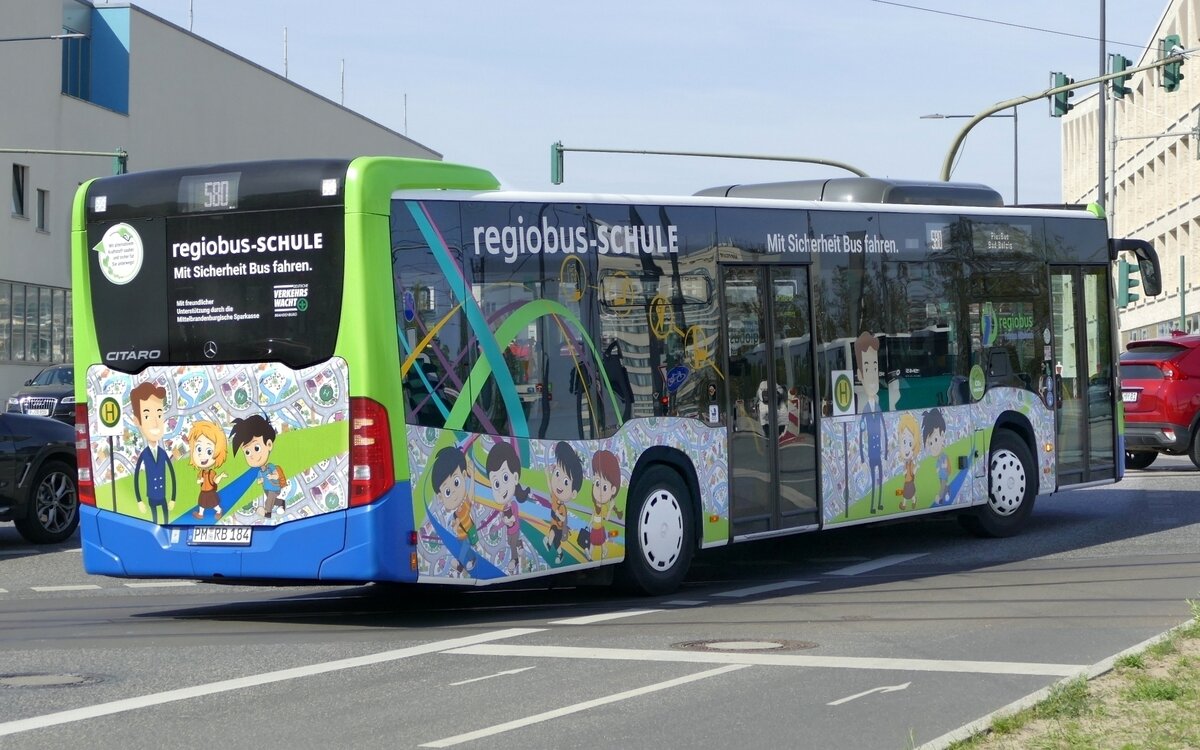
75,404 -> 96,507
350,397 -> 393,507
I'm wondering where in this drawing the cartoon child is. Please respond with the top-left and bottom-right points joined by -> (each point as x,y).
546,441 -> 583,565
188,420 -> 228,520
131,381 -> 176,525
431,445 -> 477,575
896,413 -> 920,511
230,415 -> 287,518
855,332 -> 887,514
923,408 -> 952,505
486,440 -> 530,575
589,449 -> 624,561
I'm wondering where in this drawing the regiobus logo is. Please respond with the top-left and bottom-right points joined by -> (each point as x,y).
472,216 -> 679,264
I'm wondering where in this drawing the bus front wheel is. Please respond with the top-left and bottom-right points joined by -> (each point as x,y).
617,465 -> 695,596
959,430 -> 1035,538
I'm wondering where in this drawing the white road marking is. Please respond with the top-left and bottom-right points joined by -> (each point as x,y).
828,681 -> 911,706
420,664 -> 747,747
0,589 -> 7,594
123,581 -> 198,589
548,609 -> 662,625
449,667 -> 535,686
664,599 -> 706,607
0,627 -> 543,738
446,644 -> 1084,677
30,585 -> 102,592
712,580 -> 814,598
825,553 -> 928,576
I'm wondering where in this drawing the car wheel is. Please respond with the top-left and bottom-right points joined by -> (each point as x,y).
1188,434 -> 1200,470
616,465 -> 695,596
959,430 -> 1036,538
1124,450 -> 1158,470
14,459 -> 80,544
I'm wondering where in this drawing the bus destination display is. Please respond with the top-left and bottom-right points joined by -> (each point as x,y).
178,172 -> 240,213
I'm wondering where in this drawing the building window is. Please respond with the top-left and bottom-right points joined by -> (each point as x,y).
0,281 -> 72,364
12,164 -> 27,217
61,33 -> 91,100
36,189 -> 49,232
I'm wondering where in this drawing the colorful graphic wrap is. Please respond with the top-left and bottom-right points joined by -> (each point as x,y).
821,387 -> 1053,525
407,419 -> 727,582
85,359 -> 349,526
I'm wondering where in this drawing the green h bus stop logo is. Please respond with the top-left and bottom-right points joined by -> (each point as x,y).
96,395 -> 125,437
832,370 -> 854,417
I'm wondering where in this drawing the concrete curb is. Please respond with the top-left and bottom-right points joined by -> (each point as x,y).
914,618 -> 1198,750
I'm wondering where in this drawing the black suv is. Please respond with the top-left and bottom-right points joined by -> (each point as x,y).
6,363 -> 75,424
0,412 -> 79,543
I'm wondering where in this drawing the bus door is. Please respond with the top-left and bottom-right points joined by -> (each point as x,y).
1050,266 -> 1116,485
721,265 -> 819,537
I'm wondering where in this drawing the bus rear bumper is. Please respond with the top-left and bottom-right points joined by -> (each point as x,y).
79,484 -> 417,584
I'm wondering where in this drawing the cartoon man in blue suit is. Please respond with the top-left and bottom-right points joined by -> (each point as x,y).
856,332 -> 887,514
131,381 -> 176,524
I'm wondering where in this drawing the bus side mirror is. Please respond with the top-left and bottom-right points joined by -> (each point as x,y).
1110,238 -> 1162,296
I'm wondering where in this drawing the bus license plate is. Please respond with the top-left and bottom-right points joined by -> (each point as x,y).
1121,390 -> 1138,403
189,526 -> 252,546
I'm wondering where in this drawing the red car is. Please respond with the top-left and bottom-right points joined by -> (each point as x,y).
1120,331 -> 1200,469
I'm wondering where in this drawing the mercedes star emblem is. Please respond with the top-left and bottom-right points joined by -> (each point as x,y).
204,341 -> 218,359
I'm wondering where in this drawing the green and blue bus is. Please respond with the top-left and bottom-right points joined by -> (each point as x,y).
71,157 -> 1160,594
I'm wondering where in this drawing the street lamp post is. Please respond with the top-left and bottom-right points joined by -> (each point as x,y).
0,33 -> 85,43
921,110 -> 1019,205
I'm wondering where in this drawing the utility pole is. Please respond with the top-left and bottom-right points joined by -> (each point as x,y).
1097,0 -> 1107,211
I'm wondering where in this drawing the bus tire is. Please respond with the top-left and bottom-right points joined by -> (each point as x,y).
959,430 -> 1035,538
15,460 -> 80,545
617,464 -> 695,596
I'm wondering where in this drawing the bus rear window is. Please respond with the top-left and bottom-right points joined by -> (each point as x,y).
86,206 -> 345,370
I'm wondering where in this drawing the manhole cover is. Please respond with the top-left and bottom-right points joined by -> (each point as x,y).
673,639 -> 818,652
0,673 -> 99,688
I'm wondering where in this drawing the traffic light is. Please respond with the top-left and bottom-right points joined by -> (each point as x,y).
1161,34 -> 1184,92
1110,53 -> 1132,99
1117,258 -> 1141,308
550,141 -> 564,185
1050,72 -> 1074,117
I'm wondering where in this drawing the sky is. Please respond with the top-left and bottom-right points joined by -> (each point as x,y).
123,0 -> 1166,205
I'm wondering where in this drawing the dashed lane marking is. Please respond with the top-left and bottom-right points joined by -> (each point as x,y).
29,585 -> 102,592
549,609 -> 663,626
712,580 -> 815,598
825,553 -> 928,576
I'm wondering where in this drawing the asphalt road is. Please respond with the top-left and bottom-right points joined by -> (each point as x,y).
1,454 -> 1198,749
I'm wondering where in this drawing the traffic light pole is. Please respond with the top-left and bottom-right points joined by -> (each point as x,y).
939,50 -> 1190,183
550,144 -> 868,185
0,147 -> 129,174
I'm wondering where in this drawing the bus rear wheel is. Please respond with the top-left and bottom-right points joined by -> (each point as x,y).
959,430 -> 1035,538
617,465 -> 695,596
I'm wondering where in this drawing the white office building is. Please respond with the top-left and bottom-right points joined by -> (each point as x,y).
1062,0 -> 1199,345
1,0 -> 438,399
